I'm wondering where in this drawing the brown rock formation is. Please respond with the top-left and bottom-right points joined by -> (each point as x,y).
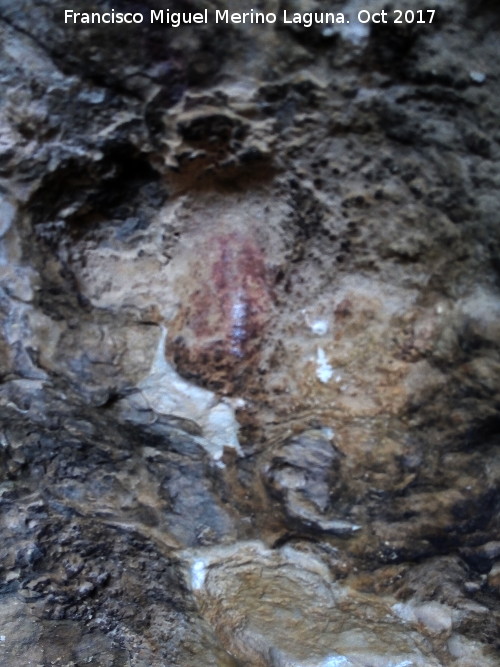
0,0 -> 499,664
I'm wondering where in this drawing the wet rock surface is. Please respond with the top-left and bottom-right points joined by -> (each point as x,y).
0,0 -> 499,664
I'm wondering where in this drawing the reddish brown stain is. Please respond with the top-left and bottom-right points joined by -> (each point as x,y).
334,298 -> 353,319
168,231 -> 273,394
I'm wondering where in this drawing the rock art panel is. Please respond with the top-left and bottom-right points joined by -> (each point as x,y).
167,229 -> 274,395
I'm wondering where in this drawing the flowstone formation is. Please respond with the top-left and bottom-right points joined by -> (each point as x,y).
0,0 -> 499,664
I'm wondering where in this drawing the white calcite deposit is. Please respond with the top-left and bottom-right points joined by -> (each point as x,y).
137,327 -> 243,462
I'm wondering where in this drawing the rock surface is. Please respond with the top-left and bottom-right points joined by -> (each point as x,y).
0,0 -> 499,664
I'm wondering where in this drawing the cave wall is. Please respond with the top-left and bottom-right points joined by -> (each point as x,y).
0,1 -> 499,665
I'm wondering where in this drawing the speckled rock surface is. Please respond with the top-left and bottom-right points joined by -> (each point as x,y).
0,0 -> 499,664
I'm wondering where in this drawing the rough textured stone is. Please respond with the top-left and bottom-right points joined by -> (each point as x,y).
261,429 -> 360,535
0,0 -> 499,664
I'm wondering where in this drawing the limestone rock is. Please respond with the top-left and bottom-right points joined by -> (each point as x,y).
0,0 -> 499,663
